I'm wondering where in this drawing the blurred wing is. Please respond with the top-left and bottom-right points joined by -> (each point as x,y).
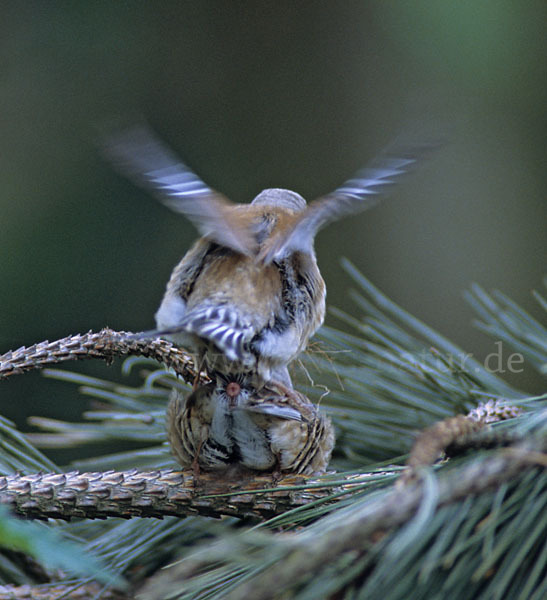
102,124 -> 257,256
258,141 -> 440,263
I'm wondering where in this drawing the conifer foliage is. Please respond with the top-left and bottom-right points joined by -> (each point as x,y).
0,263 -> 545,599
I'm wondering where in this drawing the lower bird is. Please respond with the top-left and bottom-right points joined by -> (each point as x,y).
166,378 -> 335,477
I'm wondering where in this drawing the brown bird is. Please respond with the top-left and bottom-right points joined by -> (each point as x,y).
166,378 -> 335,477
104,124 -> 434,389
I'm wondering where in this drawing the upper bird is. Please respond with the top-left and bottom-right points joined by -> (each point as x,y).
104,124 -> 433,388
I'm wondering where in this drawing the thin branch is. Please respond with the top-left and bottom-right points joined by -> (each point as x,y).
404,415 -> 484,471
399,399 -> 524,484
0,329 -> 205,385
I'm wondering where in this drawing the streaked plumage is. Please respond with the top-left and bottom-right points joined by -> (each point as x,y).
166,379 -> 335,476
104,124 -> 434,388
154,213 -> 324,386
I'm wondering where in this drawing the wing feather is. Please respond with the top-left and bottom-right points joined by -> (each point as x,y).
258,141 -> 440,263
102,124 -> 257,256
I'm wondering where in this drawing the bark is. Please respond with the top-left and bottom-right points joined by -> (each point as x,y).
0,468 -> 337,521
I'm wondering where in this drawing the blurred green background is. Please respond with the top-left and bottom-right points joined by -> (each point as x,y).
1,2 -> 545,456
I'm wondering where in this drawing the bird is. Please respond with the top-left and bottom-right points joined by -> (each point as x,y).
104,124 -> 435,389
166,377 -> 335,477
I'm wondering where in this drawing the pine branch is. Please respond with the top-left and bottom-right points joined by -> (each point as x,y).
1,267 -> 544,599
401,399 -> 523,482
0,329 -> 204,385
0,469 -> 336,521
136,435 -> 547,600
5,427 -> 538,598
1,392 -> 523,522
0,583 -> 128,600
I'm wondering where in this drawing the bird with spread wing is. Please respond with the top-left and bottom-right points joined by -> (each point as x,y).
104,124 -> 435,390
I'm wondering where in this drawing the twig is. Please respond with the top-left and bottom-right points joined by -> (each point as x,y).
399,399 -> 524,483
0,329 -> 205,385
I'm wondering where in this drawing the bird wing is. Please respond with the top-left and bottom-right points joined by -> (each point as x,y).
180,304 -> 254,364
102,123 -> 257,256
142,303 -> 254,364
258,140 -> 440,263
